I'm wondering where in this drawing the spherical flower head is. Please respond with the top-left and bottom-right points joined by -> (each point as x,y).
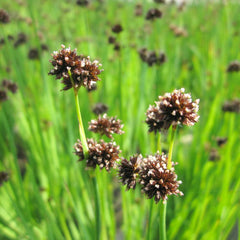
112,24 -> 123,34
139,152 -> 183,203
0,90 -> 8,103
222,99 -> 240,113
74,138 -> 121,171
118,154 -> 142,190
146,88 -> 200,133
88,114 -> 124,139
49,45 -> 103,91
226,61 -> 240,72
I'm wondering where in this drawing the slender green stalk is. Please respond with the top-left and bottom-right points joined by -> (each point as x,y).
159,201 -> 167,240
68,70 -> 89,156
167,126 -> 177,170
93,175 -> 101,240
157,133 -> 161,153
146,199 -> 154,240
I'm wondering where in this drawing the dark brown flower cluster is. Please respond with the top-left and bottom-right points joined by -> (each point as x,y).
138,48 -> 166,67
226,61 -> 240,72
112,24 -> 123,34
88,114 -> 124,139
28,48 -> 39,60
14,33 -> 27,48
154,0 -> 165,3
76,0 -> 90,6
49,45 -> 103,91
118,154 -> 142,190
145,8 -> 162,21
222,99 -> 240,113
0,79 -> 18,103
139,152 -> 183,203
0,9 -> 10,24
92,103 -> 109,115
0,171 -> 9,186
146,88 -> 200,133
74,138 -> 120,171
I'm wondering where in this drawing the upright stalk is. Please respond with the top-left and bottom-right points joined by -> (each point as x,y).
68,70 -> 89,156
167,126 -> 177,169
159,201 -> 167,240
93,175 -> 101,240
146,199 -> 154,240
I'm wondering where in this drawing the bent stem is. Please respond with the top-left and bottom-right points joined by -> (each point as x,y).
159,201 -> 167,240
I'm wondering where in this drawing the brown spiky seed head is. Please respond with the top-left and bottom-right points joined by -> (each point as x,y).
146,88 -> 200,133
0,9 -> 10,24
49,45 -> 103,91
74,138 -> 121,171
145,8 -> 162,21
118,154 -> 142,190
0,171 -> 9,186
139,152 -> 183,203
88,114 -> 124,139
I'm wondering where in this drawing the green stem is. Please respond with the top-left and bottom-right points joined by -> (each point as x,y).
68,70 -> 89,157
167,126 -> 177,169
159,201 -> 167,240
157,133 -> 161,153
93,175 -> 101,240
147,199 -> 154,240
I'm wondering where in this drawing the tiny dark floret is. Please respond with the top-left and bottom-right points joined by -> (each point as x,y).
226,61 -> 240,72
92,103 -> 109,115
222,99 -> 240,113
112,24 -> 123,34
145,8 -> 162,21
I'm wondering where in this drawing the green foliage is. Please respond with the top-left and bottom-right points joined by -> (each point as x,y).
0,0 -> 240,239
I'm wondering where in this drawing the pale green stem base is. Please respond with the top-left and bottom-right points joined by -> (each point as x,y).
159,201 -> 167,240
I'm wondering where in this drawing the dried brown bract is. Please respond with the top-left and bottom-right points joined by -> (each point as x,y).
118,154 -> 142,190
92,103 -> 109,115
0,171 -> 9,186
226,61 -> 240,72
139,152 -> 183,203
88,113 -> 124,139
146,88 -> 200,133
74,138 -> 121,171
0,9 -> 10,24
222,99 -> 240,113
49,45 -> 103,91
112,24 -> 123,34
145,8 -> 162,21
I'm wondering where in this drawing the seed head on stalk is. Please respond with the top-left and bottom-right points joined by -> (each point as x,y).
146,88 -> 200,133
49,44 -> 103,91
139,152 -> 183,203
74,138 -> 121,172
88,114 -> 124,139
